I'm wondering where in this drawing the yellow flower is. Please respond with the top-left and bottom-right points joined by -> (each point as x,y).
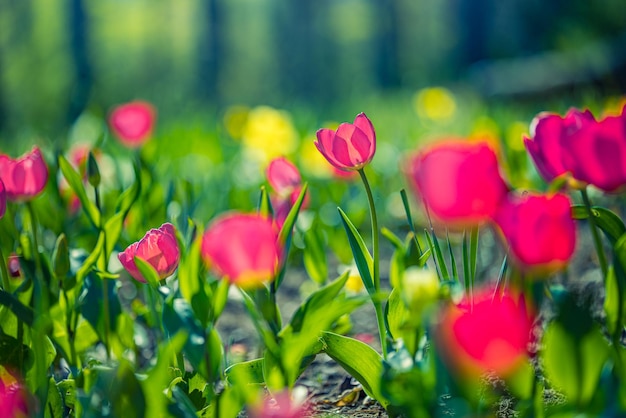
242,106 -> 298,163
414,87 -> 457,122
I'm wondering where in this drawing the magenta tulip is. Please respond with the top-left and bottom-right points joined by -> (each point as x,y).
315,113 -> 376,171
437,287 -> 534,378
109,101 -> 156,148
0,146 -> 49,201
407,140 -> 509,227
266,157 -> 308,228
0,379 -> 30,418
118,223 -> 180,283
201,213 -> 281,288
494,192 -> 576,273
560,107 -> 626,192
249,390 -> 309,418
524,108 -> 596,184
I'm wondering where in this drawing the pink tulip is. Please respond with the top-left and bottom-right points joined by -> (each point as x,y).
266,157 -> 308,228
249,390 -> 309,418
109,101 -> 156,148
524,108 -> 596,184
8,254 -> 21,278
0,146 -> 49,201
437,287 -> 534,378
0,379 -> 30,418
0,180 -> 5,219
201,213 -> 281,288
407,140 -> 509,227
118,223 -> 180,283
315,113 -> 376,171
494,192 -> 576,273
561,107 -> 626,192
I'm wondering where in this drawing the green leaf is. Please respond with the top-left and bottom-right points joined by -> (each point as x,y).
303,224 -> 328,285
114,160 -> 142,216
400,189 -> 422,256
0,289 -> 34,327
52,234 -> 70,280
104,212 -> 126,257
134,256 -> 161,288
278,183 -> 308,246
385,288 -> 409,342
76,232 -> 105,286
424,230 -> 449,281
338,207 -> 374,296
571,205 -> 626,244
289,272 -> 350,333
542,321 -> 609,405
257,186 -> 273,218
224,358 -> 265,386
58,155 -> 100,228
320,331 -> 389,408
45,377 -> 64,418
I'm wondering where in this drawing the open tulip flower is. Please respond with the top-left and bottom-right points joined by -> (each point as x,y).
494,192 -> 576,274
525,106 -> 626,192
524,108 -> 596,185
407,140 -> 509,227
0,146 -> 49,201
201,213 -> 282,288
315,113 -> 376,171
118,223 -> 180,283
437,287 -> 534,379
109,100 -> 156,148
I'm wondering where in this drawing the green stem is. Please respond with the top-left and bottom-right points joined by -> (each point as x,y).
358,169 -> 387,358
580,188 -> 608,279
26,201 -> 49,409
94,186 -> 111,358
0,246 -> 10,291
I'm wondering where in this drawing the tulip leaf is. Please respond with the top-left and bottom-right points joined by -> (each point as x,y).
303,223 -> 328,285
104,212 -> 125,257
338,207 -> 374,296
400,189 -> 422,256
134,256 -> 161,288
542,321 -> 609,405
114,160 -> 142,216
320,331 -> 389,408
0,289 -> 35,327
257,186 -> 273,218
58,155 -> 101,228
46,377 -> 64,418
76,231 -> 105,286
385,287 -> 410,343
224,358 -> 265,386
278,183 -> 308,246
289,271 -> 350,333
571,205 -> 626,244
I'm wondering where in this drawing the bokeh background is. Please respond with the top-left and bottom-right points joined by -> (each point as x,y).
1,0 -> 626,140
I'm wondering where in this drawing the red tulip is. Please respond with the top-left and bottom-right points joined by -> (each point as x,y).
315,113 -> 376,171
0,378 -> 30,418
249,389 -> 309,418
266,157 -> 308,228
437,287 -> 534,378
109,101 -> 156,148
201,213 -> 281,288
524,108 -> 596,185
561,107 -> 626,192
118,223 -> 180,283
494,192 -> 576,273
407,140 -> 509,227
0,146 -> 49,201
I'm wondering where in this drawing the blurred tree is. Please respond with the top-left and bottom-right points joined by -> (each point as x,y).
198,0 -> 223,105
68,0 -> 92,127
374,0 -> 401,88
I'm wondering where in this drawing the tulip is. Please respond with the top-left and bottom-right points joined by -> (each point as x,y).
524,108 -> 595,185
494,192 -> 576,273
118,223 -> 180,283
315,113 -> 376,171
249,388 -> 309,418
0,146 -> 49,201
407,140 -> 509,227
109,101 -> 156,148
0,380 -> 30,418
437,287 -> 534,378
8,254 -> 21,278
201,213 -> 281,288
560,107 -> 626,192
266,157 -> 308,228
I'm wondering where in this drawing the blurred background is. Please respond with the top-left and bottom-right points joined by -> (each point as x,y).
1,0 -> 626,140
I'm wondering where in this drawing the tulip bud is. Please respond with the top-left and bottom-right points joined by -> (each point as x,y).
52,234 -> 70,279
402,267 -> 439,313
86,151 -> 101,188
